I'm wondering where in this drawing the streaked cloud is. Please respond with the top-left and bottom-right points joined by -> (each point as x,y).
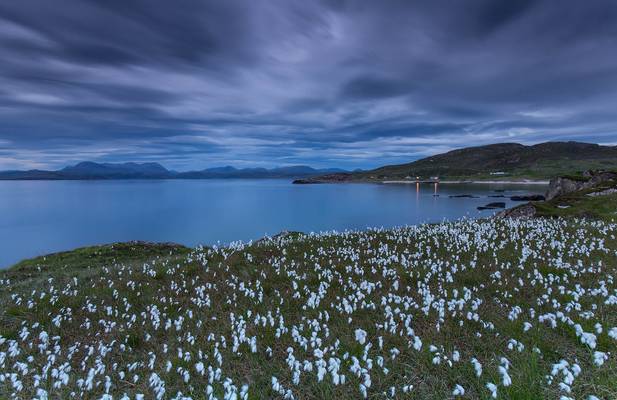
0,0 -> 616,170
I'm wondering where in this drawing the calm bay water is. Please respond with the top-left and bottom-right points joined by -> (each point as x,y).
0,179 -> 545,267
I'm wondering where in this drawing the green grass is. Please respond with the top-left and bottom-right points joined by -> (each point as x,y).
1,220 -> 616,399
10,241 -> 190,272
327,142 -> 617,182
361,159 -> 617,182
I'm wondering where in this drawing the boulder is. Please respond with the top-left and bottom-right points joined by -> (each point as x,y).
545,177 -> 589,200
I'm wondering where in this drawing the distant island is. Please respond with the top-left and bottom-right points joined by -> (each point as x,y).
0,162 -> 348,180
294,141 -> 617,184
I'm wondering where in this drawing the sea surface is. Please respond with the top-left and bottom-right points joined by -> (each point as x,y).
0,179 -> 545,267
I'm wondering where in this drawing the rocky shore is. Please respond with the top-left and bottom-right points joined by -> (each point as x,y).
498,169 -> 617,219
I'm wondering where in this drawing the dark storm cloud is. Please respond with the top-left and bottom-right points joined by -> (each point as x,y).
1,0 -> 617,170
341,75 -> 413,99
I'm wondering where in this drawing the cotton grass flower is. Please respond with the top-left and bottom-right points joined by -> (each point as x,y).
1,217 -> 616,398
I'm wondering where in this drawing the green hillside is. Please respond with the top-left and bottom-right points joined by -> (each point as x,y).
300,142 -> 617,183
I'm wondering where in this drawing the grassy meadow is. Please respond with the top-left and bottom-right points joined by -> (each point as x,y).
1,218 -> 616,399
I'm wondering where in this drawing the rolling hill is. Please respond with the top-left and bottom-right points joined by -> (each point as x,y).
296,141 -> 617,183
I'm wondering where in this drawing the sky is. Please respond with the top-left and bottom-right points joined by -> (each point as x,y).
1,0 -> 617,171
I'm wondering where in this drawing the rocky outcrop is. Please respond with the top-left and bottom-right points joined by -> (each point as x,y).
546,170 -> 617,200
498,170 -> 617,219
545,177 -> 589,200
587,188 -> 617,197
495,203 -> 537,219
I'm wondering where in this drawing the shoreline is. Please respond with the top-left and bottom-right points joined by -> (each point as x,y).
382,179 -> 549,185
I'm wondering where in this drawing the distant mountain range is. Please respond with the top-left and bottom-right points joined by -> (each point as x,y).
0,162 -> 349,180
295,141 -> 617,183
4,141 -> 615,182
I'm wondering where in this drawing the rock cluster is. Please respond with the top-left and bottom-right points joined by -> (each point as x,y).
546,170 -> 617,200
